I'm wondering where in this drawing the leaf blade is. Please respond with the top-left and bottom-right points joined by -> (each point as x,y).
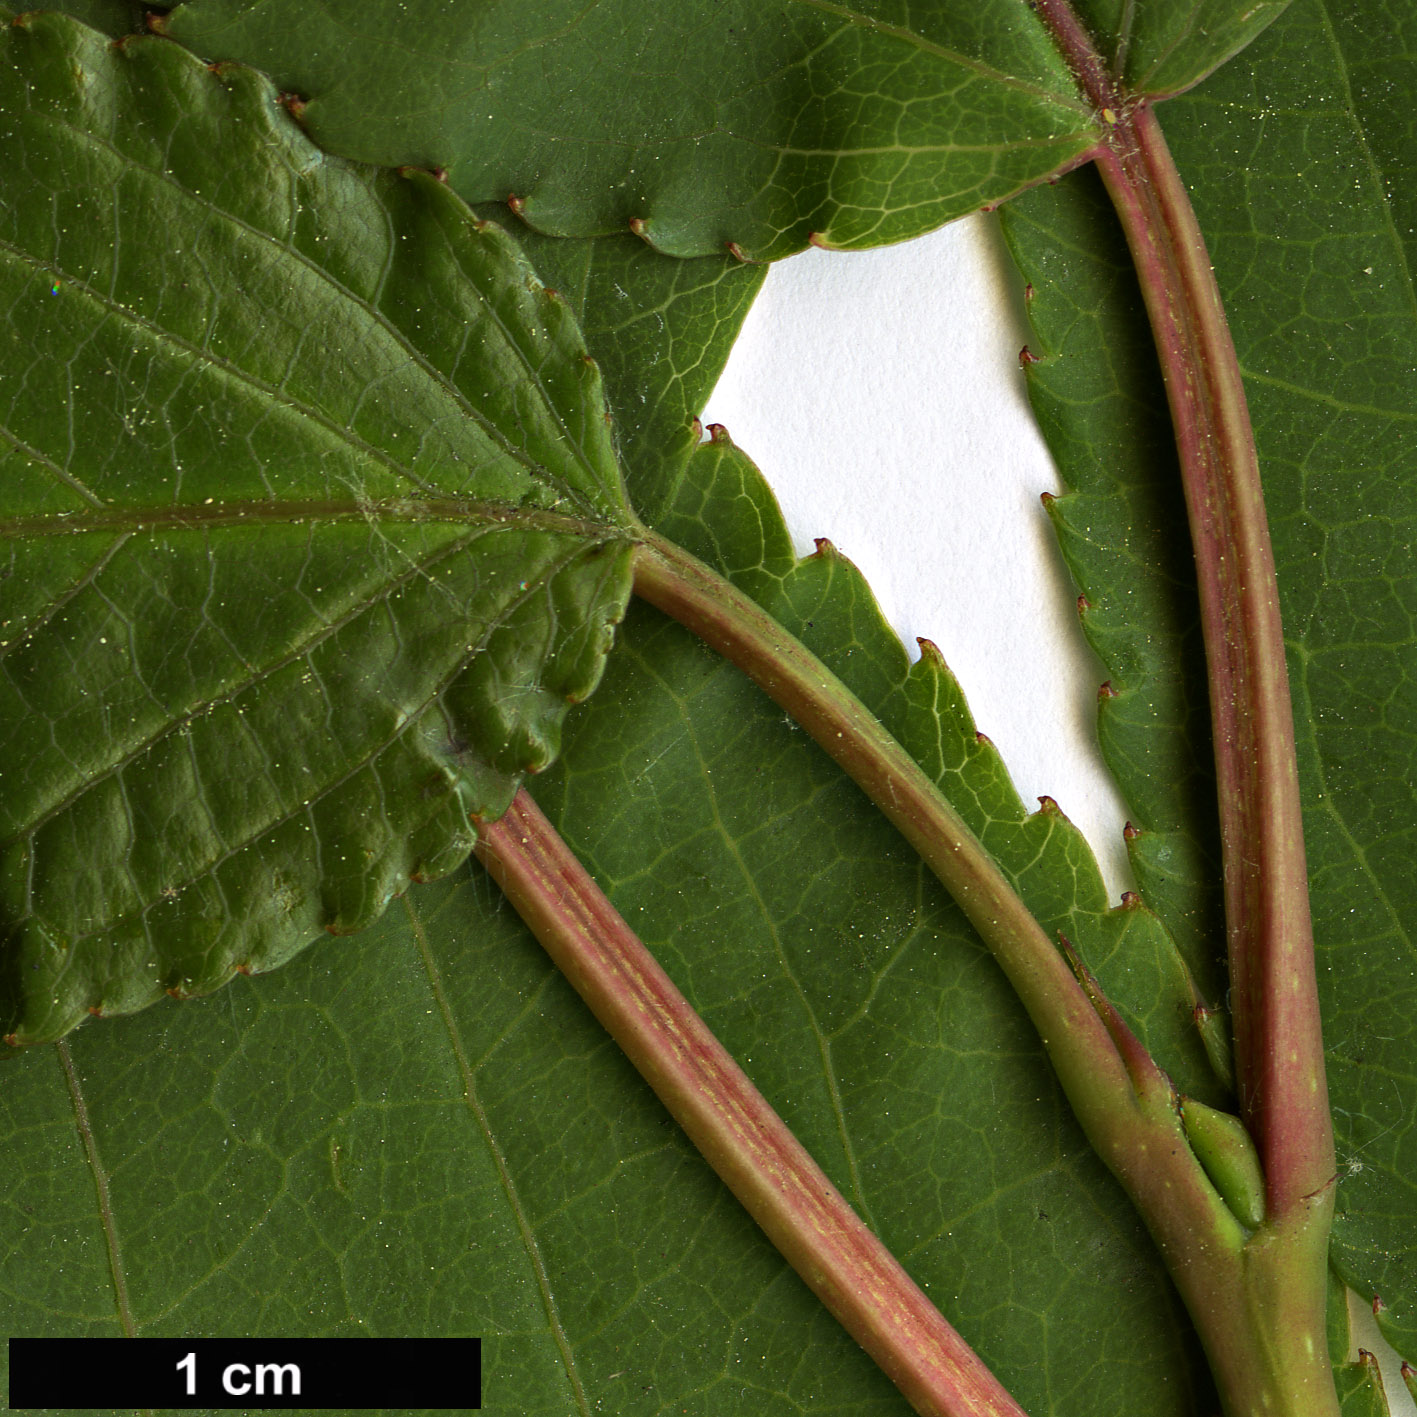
0,14 -> 635,1042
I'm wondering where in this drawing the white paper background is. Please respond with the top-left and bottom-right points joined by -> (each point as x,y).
701,215 -> 1415,1412
702,214 -> 1134,896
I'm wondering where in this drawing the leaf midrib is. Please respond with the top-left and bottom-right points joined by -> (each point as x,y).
0,494 -> 629,541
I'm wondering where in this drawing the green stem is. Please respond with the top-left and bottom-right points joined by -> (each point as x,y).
634,531 -> 1130,1118
476,789 -> 1028,1417
633,528 -> 1335,1416
635,533 -> 1233,1216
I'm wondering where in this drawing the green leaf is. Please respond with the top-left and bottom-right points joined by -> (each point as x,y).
0,449 -> 1216,1415
150,0 -> 1094,259
147,0 -> 1293,260
1003,0 -> 1417,1363
470,218 -> 767,517
0,14 -> 636,1043
1069,0 -> 1294,96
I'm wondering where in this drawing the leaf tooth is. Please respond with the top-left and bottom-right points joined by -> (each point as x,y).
1098,680 -> 1120,700
724,241 -> 756,264
1077,593 -> 1092,614
1019,344 -> 1043,366
277,90 -> 308,123
807,231 -> 842,250
1120,890 -> 1143,910
915,636 -> 947,668
1124,820 -> 1142,841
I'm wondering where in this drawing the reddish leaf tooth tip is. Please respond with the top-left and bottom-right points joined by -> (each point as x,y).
1123,820 -> 1141,840
278,92 -> 308,121
506,193 -> 527,216
1120,890 -> 1142,909
706,422 -> 731,444
811,536 -> 839,559
1402,1360 -> 1415,1379
234,963 -> 253,976
629,217 -> 650,240
807,231 -> 841,250
2,1033 -> 18,1048
1077,593 -> 1091,612
144,10 -> 170,33
916,636 -> 946,666
1024,282 -> 1035,304
725,240 -> 751,263
1373,1293 -> 1386,1314
1040,490 -> 1057,506
1037,795 -> 1060,815
690,417 -> 704,439
1098,680 -> 1119,699
975,730 -> 994,747
1193,1001 -> 1217,1022
1358,1350 -> 1379,1371
1019,345 -> 1042,366
87,1005 -> 104,1017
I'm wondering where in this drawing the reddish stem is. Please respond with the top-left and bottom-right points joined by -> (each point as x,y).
1030,0 -> 1334,1227
476,789 -> 1029,1417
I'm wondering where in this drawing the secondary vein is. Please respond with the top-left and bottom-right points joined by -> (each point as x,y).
57,1039 -> 136,1338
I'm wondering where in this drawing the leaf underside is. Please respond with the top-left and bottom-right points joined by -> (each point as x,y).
3,0 -> 1414,1413
0,14 -> 636,1043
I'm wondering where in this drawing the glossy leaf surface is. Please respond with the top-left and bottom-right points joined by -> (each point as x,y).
150,0 -> 1297,260
0,15 -> 636,1042
156,0 -> 1097,260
